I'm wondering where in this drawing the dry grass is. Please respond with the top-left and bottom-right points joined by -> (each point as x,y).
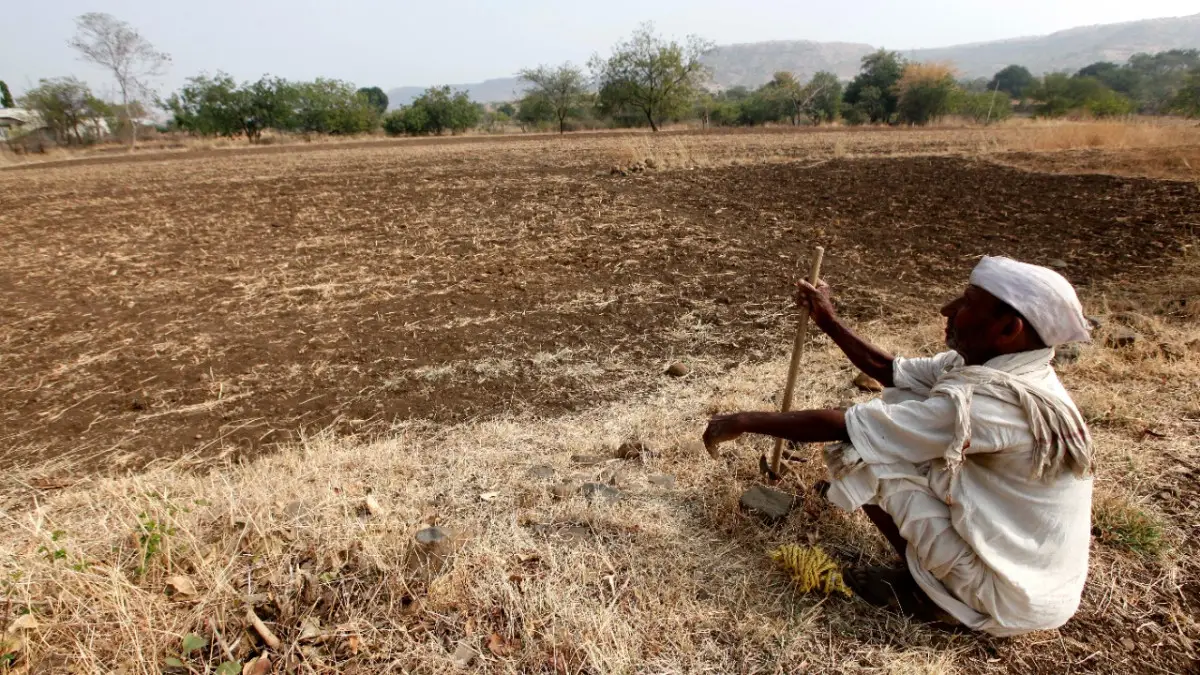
3,279 -> 1198,672
995,118 -> 1200,152
3,125 -> 1200,673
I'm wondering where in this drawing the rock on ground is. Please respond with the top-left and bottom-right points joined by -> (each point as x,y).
739,485 -> 795,521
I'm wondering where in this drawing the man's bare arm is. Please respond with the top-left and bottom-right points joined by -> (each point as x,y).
797,280 -> 895,387
703,409 -> 849,455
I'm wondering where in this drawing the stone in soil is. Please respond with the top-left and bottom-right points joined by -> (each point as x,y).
570,454 -> 607,466
665,362 -> 691,378
556,525 -> 593,545
1105,328 -> 1140,349
648,474 -> 676,488
599,467 -> 631,486
1052,343 -> 1082,366
526,465 -> 556,480
739,484 -> 795,521
550,483 -> 576,499
452,641 -> 476,668
581,482 -> 623,503
853,372 -> 884,392
1159,342 -> 1185,361
615,440 -> 651,460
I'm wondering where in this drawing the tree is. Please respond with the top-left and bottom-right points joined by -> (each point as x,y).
1169,67 -> 1200,117
591,23 -> 713,132
1126,49 -> 1200,113
518,63 -> 588,134
164,73 -> 297,142
164,72 -> 244,137
737,83 -> 790,126
988,65 -> 1036,98
895,63 -> 958,125
843,50 -> 905,123
515,92 -> 555,131
952,89 -> 1012,124
801,71 -> 842,124
0,81 -> 13,108
358,86 -> 389,115
241,76 -> 298,137
1031,74 -> 1134,118
21,77 -> 95,144
392,86 -> 480,135
1076,61 -> 1141,98
293,79 -> 378,134
765,72 -> 804,124
69,13 -> 170,150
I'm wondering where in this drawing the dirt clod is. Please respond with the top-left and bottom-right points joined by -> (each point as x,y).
665,362 -> 691,378
581,482 -> 623,503
615,441 -> 650,460
1105,328 -> 1140,349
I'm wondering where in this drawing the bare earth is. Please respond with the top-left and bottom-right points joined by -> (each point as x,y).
1,127 -> 1198,674
1,130 -> 1196,471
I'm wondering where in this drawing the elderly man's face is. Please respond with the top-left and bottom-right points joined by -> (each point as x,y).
940,285 -> 1017,364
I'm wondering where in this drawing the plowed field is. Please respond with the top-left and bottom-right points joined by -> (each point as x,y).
2,134 -> 1197,471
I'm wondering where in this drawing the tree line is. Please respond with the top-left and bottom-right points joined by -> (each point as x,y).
7,16 -> 1200,149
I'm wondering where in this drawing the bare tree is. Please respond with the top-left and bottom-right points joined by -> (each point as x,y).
68,13 -> 170,150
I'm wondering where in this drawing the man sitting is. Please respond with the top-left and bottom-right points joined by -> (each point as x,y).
703,256 -> 1094,636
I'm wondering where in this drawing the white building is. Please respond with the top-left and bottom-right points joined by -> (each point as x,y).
0,108 -> 43,140
0,108 -> 110,142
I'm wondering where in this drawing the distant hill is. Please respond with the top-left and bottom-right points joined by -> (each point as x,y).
388,78 -> 528,108
388,13 -> 1200,104
903,12 -> 1200,80
701,40 -> 875,88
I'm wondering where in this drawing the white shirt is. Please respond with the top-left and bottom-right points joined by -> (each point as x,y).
832,350 -> 1093,635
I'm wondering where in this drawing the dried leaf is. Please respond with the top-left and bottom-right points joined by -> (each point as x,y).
346,634 -> 361,655
486,632 -> 518,657
479,491 -> 501,502
165,575 -> 197,598
0,634 -> 24,657
364,494 -> 384,516
7,615 -> 39,632
243,655 -> 271,675
215,662 -> 242,675
297,617 -> 322,642
181,632 -> 208,654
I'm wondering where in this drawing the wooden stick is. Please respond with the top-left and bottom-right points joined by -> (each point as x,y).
247,606 -> 282,651
769,246 -> 825,477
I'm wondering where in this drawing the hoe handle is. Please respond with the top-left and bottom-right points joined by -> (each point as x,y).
769,246 -> 825,477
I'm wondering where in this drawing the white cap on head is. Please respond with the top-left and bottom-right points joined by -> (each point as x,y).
969,256 -> 1092,346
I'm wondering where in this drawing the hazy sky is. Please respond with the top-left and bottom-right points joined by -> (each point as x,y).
3,0 -> 1197,98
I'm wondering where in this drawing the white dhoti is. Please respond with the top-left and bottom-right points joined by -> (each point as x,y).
827,349 -> 1094,637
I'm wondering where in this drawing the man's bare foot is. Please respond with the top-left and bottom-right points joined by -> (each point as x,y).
845,566 -> 961,628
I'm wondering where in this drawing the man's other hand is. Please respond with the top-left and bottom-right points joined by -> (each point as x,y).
796,279 -> 835,329
702,413 -> 744,458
